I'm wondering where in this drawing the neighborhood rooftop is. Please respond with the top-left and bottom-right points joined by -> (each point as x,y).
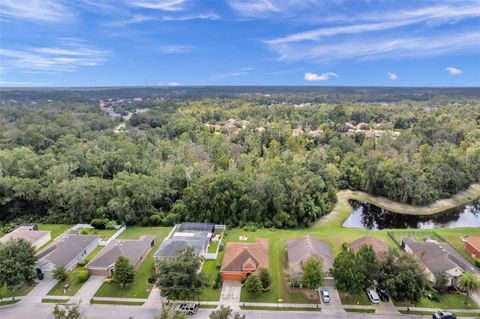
88,235 -> 155,269
348,235 -> 389,259
287,235 -> 333,273
36,234 -> 99,268
220,238 -> 269,275
0,225 -> 51,248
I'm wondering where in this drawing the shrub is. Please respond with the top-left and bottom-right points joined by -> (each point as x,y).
52,266 -> 68,282
259,268 -> 271,289
475,258 -> 480,268
77,268 -> 90,283
212,281 -> 218,289
218,242 -> 224,252
77,259 -> 87,267
215,272 -> 223,289
80,229 -> 89,235
105,220 -> 117,230
244,275 -> 262,295
90,219 -> 107,229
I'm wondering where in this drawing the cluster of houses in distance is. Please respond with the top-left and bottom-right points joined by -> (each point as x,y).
1,222 -> 480,294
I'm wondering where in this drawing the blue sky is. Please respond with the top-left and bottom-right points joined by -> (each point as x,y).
1,0 -> 479,87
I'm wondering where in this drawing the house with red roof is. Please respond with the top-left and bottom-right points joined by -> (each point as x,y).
220,238 -> 269,281
463,236 -> 480,258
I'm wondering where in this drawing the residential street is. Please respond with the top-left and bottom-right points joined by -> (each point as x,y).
0,303 -> 451,319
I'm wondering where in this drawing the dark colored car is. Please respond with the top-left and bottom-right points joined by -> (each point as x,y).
376,287 -> 389,302
433,311 -> 457,319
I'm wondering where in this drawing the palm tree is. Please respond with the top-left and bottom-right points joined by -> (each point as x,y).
458,272 -> 480,305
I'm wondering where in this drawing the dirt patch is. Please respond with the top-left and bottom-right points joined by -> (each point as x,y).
287,287 -> 319,300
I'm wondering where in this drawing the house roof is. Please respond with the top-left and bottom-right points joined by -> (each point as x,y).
464,236 -> 480,252
37,234 -> 99,267
402,237 -> 480,276
88,236 -> 154,269
348,236 -> 389,259
154,238 -> 206,258
287,236 -> 333,273
0,226 -> 50,245
221,238 -> 268,273
177,223 -> 215,233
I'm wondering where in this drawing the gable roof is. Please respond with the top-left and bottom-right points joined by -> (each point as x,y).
37,234 -> 99,267
464,236 -> 480,252
221,238 -> 268,273
402,237 -> 480,276
0,226 -> 50,245
348,236 -> 389,259
88,236 -> 154,269
287,236 -> 333,273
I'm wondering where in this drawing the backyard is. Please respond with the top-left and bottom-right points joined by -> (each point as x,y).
94,227 -> 171,299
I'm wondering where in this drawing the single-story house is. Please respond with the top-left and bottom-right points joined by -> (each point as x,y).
87,235 -> 155,276
220,238 -> 269,281
348,236 -> 389,260
0,224 -> 51,249
401,237 -> 480,287
36,234 -> 99,277
154,222 -> 214,260
287,235 -> 333,280
463,236 -> 480,258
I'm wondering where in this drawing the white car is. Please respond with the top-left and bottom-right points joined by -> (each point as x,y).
173,303 -> 199,315
320,288 -> 330,303
366,288 -> 380,304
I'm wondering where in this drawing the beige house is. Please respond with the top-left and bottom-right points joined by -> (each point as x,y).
0,224 -> 51,249
87,236 -> 155,276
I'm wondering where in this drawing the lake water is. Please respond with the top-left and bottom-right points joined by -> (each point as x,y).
343,199 -> 480,230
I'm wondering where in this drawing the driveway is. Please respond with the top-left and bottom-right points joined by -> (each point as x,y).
70,276 -> 106,304
375,298 -> 400,315
19,278 -> 57,305
219,281 -> 242,310
320,279 -> 345,313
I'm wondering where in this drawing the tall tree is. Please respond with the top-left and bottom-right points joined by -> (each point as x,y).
302,257 -> 324,292
259,268 -> 271,289
357,244 -> 379,289
244,274 -> 263,296
331,244 -> 365,295
155,247 -> 208,301
458,272 -> 480,304
0,239 -> 36,288
112,256 -> 135,288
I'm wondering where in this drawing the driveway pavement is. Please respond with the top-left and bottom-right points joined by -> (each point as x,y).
219,280 -> 242,310
70,276 -> 106,304
375,298 -> 400,315
143,287 -> 163,308
320,279 -> 345,313
19,279 -> 57,304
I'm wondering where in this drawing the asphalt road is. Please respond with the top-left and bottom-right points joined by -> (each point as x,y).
0,303 -> 442,319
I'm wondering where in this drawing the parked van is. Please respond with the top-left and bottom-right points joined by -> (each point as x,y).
366,288 -> 380,304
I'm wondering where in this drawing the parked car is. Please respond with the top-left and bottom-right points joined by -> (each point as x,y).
433,311 -> 457,319
174,303 -> 199,315
376,287 -> 389,302
366,288 -> 380,304
320,288 -> 330,303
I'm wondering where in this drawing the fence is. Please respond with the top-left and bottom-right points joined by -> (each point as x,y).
99,225 -> 127,246
387,230 -> 445,247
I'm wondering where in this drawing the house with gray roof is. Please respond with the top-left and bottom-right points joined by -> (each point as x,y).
154,223 -> 215,260
87,235 -> 155,276
287,236 -> 333,283
36,234 -> 99,277
0,224 -> 51,249
401,237 -> 480,287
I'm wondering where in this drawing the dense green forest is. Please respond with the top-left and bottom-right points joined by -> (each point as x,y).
1,88 -> 479,229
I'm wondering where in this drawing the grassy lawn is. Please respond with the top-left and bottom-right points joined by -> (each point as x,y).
399,310 -> 480,317
94,227 -> 171,299
240,306 -> 320,311
48,246 -> 104,296
0,300 -> 20,306
199,256 -> 223,301
208,240 -> 219,253
339,292 -> 371,305
90,299 -> 144,306
78,228 -> 117,240
1,282 -> 36,298
394,293 -> 479,309
37,224 -> 71,239
344,308 -> 375,313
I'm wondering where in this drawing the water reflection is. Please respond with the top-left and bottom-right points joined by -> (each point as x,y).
343,200 -> 480,230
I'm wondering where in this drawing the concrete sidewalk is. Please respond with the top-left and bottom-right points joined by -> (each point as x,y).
70,276 -> 106,305
19,279 -> 57,305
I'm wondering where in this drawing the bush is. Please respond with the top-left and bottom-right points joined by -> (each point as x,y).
259,268 -> 271,289
218,242 -> 224,252
52,266 -> 68,282
77,259 -> 87,267
77,268 -> 90,283
215,272 -> 223,289
244,275 -> 263,295
105,220 -> 117,230
90,219 -> 107,229
475,258 -> 480,268
147,277 -> 156,284
79,229 -> 89,235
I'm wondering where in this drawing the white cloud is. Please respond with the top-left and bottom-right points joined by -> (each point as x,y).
445,67 -> 463,75
106,14 -> 156,26
157,45 -> 194,54
0,41 -> 108,73
304,72 -> 338,81
167,82 -> 180,86
388,72 -> 398,80
0,0 -> 73,23
129,0 -> 186,12
228,0 -> 279,17
162,12 -> 220,21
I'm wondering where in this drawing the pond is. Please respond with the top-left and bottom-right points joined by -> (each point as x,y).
343,199 -> 480,230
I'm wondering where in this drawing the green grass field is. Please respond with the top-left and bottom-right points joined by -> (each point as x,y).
339,292 -> 371,305
94,227 -> 171,299
394,293 -> 479,309
199,258 -> 223,301
37,224 -> 71,240
208,240 -> 219,253
78,228 -> 117,240
1,282 -> 36,298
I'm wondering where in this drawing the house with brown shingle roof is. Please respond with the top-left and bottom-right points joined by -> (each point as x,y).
287,236 -> 333,277
220,238 -> 269,281
348,236 -> 389,260
0,224 -> 51,249
87,236 -> 155,276
463,236 -> 480,258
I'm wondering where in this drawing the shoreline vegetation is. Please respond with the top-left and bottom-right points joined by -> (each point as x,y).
317,183 -> 480,228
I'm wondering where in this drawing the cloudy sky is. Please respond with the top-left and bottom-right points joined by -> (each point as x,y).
1,0 -> 479,86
